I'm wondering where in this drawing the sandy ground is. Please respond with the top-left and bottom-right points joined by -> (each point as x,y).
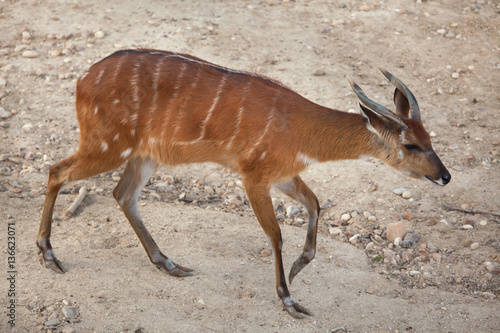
1,0 -> 499,332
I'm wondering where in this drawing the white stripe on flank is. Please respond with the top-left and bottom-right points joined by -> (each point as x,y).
172,67 -> 203,140
246,109 -> 274,159
225,105 -> 245,151
95,68 -> 105,85
160,63 -> 189,141
197,75 -> 227,140
120,148 -> 133,159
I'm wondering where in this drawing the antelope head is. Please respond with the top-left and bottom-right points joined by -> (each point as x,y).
348,68 -> 451,186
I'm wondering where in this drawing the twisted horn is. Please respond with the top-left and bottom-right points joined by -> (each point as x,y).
378,67 -> 421,122
347,75 -> 409,131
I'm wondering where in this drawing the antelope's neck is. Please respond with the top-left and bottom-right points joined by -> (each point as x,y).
295,105 -> 382,162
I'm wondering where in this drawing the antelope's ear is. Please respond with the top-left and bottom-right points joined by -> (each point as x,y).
394,88 -> 410,119
359,104 -> 387,137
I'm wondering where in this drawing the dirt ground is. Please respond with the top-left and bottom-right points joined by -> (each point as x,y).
1,0 -> 499,332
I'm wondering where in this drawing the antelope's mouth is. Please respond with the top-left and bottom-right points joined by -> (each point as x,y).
425,175 -> 448,186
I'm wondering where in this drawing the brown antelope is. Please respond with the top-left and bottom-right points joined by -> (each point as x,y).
37,49 -> 450,318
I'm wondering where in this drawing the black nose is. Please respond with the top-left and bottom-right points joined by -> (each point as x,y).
442,172 -> 451,185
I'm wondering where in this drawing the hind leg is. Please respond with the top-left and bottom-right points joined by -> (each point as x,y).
37,153 -> 124,273
113,156 -> 193,277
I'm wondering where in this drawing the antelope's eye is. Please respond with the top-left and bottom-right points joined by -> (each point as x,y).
404,144 -> 419,152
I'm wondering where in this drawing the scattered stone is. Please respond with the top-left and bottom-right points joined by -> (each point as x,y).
261,248 -> 272,257
286,205 -> 301,217
432,253 -> 441,262
330,219 -> 343,227
363,211 -> 371,219
0,107 -> 11,119
204,186 -> 215,194
44,318 -> 60,327
329,227 -> 342,236
401,251 -> 414,261
484,262 -> 500,275
393,237 -> 402,246
452,72 -> 460,79
462,224 -> 473,230
384,255 -> 397,265
320,200 -> 334,210
236,180 -> 244,188
492,141 -> 500,146
62,327 -> 76,333
0,78 -> 6,88
368,215 -> 377,222
479,220 -> 488,226
386,221 -> 406,242
22,123 -> 34,133
30,325 -> 44,333
94,30 -> 105,39
437,28 -> 447,35
482,292 -> 496,299
340,213 -> 351,222
349,234 -> 361,243
462,219 -> 475,226
393,188 -> 406,195
62,306 -> 76,319
227,194 -> 243,205
313,69 -> 326,76
402,190 -> 412,199
48,312 -> 58,321
22,50 -> 39,58
365,287 -> 378,294
404,233 -> 420,243
111,171 -> 121,182
427,219 -> 437,226
162,174 -> 174,183
470,242 -> 479,250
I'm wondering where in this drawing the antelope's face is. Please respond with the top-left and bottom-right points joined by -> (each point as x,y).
385,120 -> 451,186
348,68 -> 451,186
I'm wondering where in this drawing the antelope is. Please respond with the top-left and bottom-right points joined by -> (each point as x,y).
37,49 -> 451,318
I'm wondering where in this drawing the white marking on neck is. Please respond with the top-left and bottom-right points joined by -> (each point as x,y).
297,152 -> 318,166
100,141 -> 108,152
120,148 -> 133,159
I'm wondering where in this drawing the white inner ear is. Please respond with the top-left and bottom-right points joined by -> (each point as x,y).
360,109 -> 382,138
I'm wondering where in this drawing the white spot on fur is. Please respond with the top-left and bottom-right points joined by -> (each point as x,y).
297,152 -> 318,166
113,133 -> 119,142
398,149 -> 404,160
113,99 -> 120,104
101,141 -> 108,152
120,148 -> 132,159
94,106 -> 98,114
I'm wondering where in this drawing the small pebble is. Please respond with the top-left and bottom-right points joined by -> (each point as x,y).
313,69 -> 326,76
452,72 -> 460,79
393,188 -> 406,195
462,224 -> 474,230
22,50 -> 39,58
261,249 -> 272,257
341,213 -> 351,222
479,220 -> 488,226
0,107 -> 11,119
386,221 -> 406,242
44,318 -> 60,327
470,242 -> 479,250
227,194 -> 243,205
94,31 -> 105,39
62,328 -> 76,333
402,191 -> 412,199
329,227 -> 342,236
394,237 -> 402,246
368,215 -> 377,222
286,205 -> 301,217
62,306 -> 76,319
22,123 -> 34,133
111,171 -> 121,182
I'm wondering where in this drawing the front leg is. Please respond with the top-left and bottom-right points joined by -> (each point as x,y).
275,176 -> 320,284
243,176 -> 312,318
